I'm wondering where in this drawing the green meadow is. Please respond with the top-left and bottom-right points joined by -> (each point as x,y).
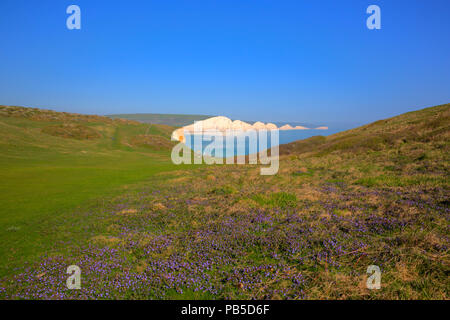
0,106 -> 184,276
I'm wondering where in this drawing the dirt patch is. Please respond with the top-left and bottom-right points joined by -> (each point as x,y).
117,208 -> 138,215
90,235 -> 121,245
153,203 -> 166,210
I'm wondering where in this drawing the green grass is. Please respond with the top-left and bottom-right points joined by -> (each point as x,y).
209,185 -> 237,195
354,174 -> 447,187
0,104 -> 448,300
0,106 -> 185,276
281,103 -> 450,157
252,192 -> 298,209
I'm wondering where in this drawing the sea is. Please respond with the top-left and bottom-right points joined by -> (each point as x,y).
183,125 -> 354,157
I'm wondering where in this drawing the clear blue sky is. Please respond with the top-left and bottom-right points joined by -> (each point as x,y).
0,0 -> 449,125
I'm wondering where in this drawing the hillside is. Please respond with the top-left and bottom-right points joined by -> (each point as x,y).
0,106 -> 177,153
107,113 -> 213,127
0,104 -> 449,300
0,105 -> 181,276
281,103 -> 449,156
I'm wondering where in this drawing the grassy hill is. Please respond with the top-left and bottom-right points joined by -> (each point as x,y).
281,103 -> 449,156
0,105 -> 183,276
279,103 -> 449,187
0,103 -> 448,300
107,113 -> 213,127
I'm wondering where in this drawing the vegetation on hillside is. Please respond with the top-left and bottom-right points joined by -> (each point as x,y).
107,113 -> 213,127
0,105 -> 180,277
0,104 -> 448,299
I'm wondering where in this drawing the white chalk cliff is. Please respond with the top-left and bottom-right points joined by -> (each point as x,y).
171,116 -> 325,142
279,124 -> 294,130
252,121 -> 266,130
232,120 -> 253,131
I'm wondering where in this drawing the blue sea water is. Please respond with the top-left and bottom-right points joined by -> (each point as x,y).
184,127 -> 347,157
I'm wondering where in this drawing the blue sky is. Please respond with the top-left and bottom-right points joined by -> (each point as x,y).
0,0 -> 449,125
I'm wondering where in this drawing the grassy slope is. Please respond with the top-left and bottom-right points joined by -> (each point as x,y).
0,104 -> 448,300
281,103 -> 449,159
0,106 -> 183,276
107,113 -> 213,127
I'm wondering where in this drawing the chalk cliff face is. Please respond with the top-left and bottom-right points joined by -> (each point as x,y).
172,128 -> 187,143
172,116 -> 275,142
265,123 -> 278,130
279,124 -> 294,130
202,116 -> 233,130
171,116 -> 324,142
232,120 -> 253,131
252,121 -> 266,130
